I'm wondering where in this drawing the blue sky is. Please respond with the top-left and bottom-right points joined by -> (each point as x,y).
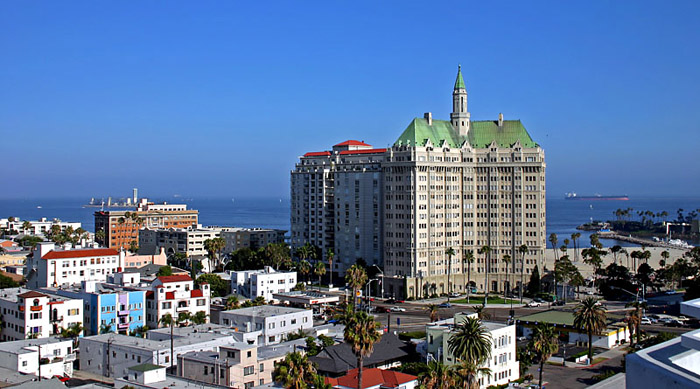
2,1 -> 699,199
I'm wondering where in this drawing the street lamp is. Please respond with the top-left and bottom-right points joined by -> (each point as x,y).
366,279 -> 379,312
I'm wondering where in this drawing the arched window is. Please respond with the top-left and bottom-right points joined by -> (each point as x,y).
33,299 -> 39,306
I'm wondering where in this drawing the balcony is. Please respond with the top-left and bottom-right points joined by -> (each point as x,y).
64,353 -> 76,362
118,310 -> 130,316
117,322 -> 130,329
30,306 -> 42,312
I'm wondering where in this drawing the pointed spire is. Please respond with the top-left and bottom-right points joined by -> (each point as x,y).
454,64 -> 465,90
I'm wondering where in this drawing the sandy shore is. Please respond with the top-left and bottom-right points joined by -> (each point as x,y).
544,246 -> 691,278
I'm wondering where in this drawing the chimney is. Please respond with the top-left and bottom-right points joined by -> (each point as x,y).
498,113 -> 504,127
424,112 -> 433,126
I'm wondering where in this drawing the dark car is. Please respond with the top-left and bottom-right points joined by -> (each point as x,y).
553,300 -> 565,306
385,298 -> 396,304
438,302 -> 452,308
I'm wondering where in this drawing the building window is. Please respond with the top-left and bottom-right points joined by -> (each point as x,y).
204,366 -> 208,375
247,351 -> 252,358
197,299 -> 205,306
244,366 -> 254,376
259,363 -> 264,372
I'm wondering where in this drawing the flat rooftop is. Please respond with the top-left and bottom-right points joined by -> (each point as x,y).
0,287 -> 79,304
83,331 -> 234,350
517,309 -> 627,330
147,323 -> 235,338
221,305 -> 310,318
3,337 -> 73,355
628,335 -> 700,386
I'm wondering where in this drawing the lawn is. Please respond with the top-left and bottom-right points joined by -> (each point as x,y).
451,296 -> 519,305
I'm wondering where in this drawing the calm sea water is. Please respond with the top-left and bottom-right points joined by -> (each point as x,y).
1,196 -> 698,247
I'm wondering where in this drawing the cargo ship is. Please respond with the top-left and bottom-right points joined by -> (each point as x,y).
565,192 -> 629,201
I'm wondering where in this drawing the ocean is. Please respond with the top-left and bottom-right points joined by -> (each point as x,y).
1,196 -> 698,248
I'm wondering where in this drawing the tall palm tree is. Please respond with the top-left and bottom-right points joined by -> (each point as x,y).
531,323 -> 559,389
453,360 -> 492,389
502,254 -> 511,298
548,233 -> 559,262
59,322 -> 83,348
344,311 -> 382,389
345,264 -> 368,311
445,247 -> 456,301
610,245 -> 622,265
573,297 -> 607,363
272,351 -> 316,389
518,244 -> 528,303
298,260 -> 311,283
426,304 -> 440,323
464,250 -> 475,303
479,245 -> 492,305
626,300 -> 647,346
326,248 -> 335,286
420,361 -> 456,389
571,232 -> 581,262
471,305 -> 491,320
159,313 -> 175,369
447,317 -> 492,389
314,261 -> 326,290
620,248 -> 629,269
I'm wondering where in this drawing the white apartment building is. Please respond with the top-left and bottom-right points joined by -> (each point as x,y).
425,312 -> 519,388
230,266 -> 297,301
139,227 -> 224,259
146,275 -> 210,328
80,330 -> 239,379
0,218 -> 81,236
0,337 -> 76,378
25,242 -> 122,289
625,297 -> 700,388
0,288 -> 83,341
177,339 -> 306,388
219,305 -> 312,345
291,68 -> 546,299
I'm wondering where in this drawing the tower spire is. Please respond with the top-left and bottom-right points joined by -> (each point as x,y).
450,65 -> 470,136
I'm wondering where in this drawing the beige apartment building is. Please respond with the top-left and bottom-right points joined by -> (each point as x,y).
292,67 -> 546,298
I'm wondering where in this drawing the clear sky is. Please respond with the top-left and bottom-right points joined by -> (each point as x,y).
2,1 -> 699,200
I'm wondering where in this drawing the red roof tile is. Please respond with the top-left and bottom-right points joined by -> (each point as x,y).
165,291 -> 175,300
325,368 -> 417,389
338,148 -> 387,155
303,151 -> 331,157
156,275 -> 192,283
334,140 -> 372,147
18,291 -> 47,299
191,289 -> 203,298
42,248 -> 119,260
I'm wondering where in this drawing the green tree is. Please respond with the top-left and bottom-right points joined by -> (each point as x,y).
479,245 -> 492,305
95,229 -> 105,244
344,311 -> 382,389
571,232 -> 581,262
502,254 -> 511,297
298,260 -> 311,283
527,265 -> 541,296
132,325 -> 149,338
573,297 -> 607,363
159,313 -> 175,369
326,248 -> 335,286
518,244 -> 528,303
447,316 -> 492,389
225,296 -> 240,310
272,351 -> 316,389
471,305 -> 491,320
531,323 -> 559,389
463,250 -> 475,303
626,300 -> 647,346
314,261 -> 326,290
425,304 -> 440,323
191,311 -> 207,325
548,233 -> 559,262
22,221 -> 32,234
177,312 -> 192,327
0,274 -> 19,289
419,361 -> 456,389
196,274 -> 227,297
345,264 -> 368,311
156,265 -> 173,277
59,323 -> 83,347
99,323 -> 113,334
445,247 -> 456,300
203,237 -> 226,272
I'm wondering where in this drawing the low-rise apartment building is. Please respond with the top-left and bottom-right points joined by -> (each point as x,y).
139,227 -> 223,258
25,242 -> 122,289
177,339 -> 305,388
43,280 -> 146,336
230,266 -> 297,301
146,275 -> 210,328
0,218 -> 82,236
219,306 -> 312,345
426,312 -> 519,388
0,337 -> 76,378
0,288 -> 83,341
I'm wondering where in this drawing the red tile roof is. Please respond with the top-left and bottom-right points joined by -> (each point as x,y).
338,148 -> 387,155
325,368 -> 417,389
334,140 -> 372,147
42,248 -> 119,260
303,151 -> 332,157
165,291 -> 175,300
156,275 -> 192,283
191,289 -> 203,298
18,291 -> 48,299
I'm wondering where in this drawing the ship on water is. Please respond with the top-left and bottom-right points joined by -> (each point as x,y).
565,192 -> 629,201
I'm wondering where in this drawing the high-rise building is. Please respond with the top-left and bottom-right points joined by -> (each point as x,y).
94,199 -> 198,250
291,67 -> 546,298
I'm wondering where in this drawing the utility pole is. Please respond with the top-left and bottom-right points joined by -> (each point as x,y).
37,344 -> 41,381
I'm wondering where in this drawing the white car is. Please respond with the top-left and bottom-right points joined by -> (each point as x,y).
390,306 -> 406,312
526,301 -> 541,307
641,317 -> 652,325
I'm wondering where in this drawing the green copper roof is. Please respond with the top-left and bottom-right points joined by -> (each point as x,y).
394,118 -> 538,149
454,66 -> 465,90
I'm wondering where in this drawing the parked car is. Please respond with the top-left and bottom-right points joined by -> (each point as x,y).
526,301 -> 541,307
641,317 -> 652,325
438,302 -> 452,308
385,298 -> 396,304
449,293 -> 461,298
390,306 -> 406,312
552,300 -> 565,306
376,307 -> 391,313
533,298 -> 544,303
665,318 -> 685,327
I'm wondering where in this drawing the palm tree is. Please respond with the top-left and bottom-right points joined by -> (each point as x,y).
479,245 -> 492,305
453,360 -> 492,389
573,297 -> 607,363
518,244 -> 528,303
420,361 -> 456,389
626,300 -> 647,346
345,264 -> 368,311
344,311 -> 382,389
314,261 -> 326,290
502,254 -> 511,298
203,237 -> 226,272
471,305 -> 491,320
571,232 -> 581,262
548,233 -> 559,262
620,248 -> 629,269
192,311 -> 208,325
464,250 -> 475,303
22,221 -> 32,234
95,229 -> 105,244
99,323 -> 112,334
326,248 -> 335,286
159,313 -> 175,369
445,247 -> 456,301
59,322 -> 83,348
177,312 -> 192,327
447,316 -> 492,389
426,304 -> 440,323
610,245 -> 622,265
531,323 -> 559,389
298,260 -> 311,283
225,295 -> 240,310
133,325 -> 149,338
272,351 -> 316,389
